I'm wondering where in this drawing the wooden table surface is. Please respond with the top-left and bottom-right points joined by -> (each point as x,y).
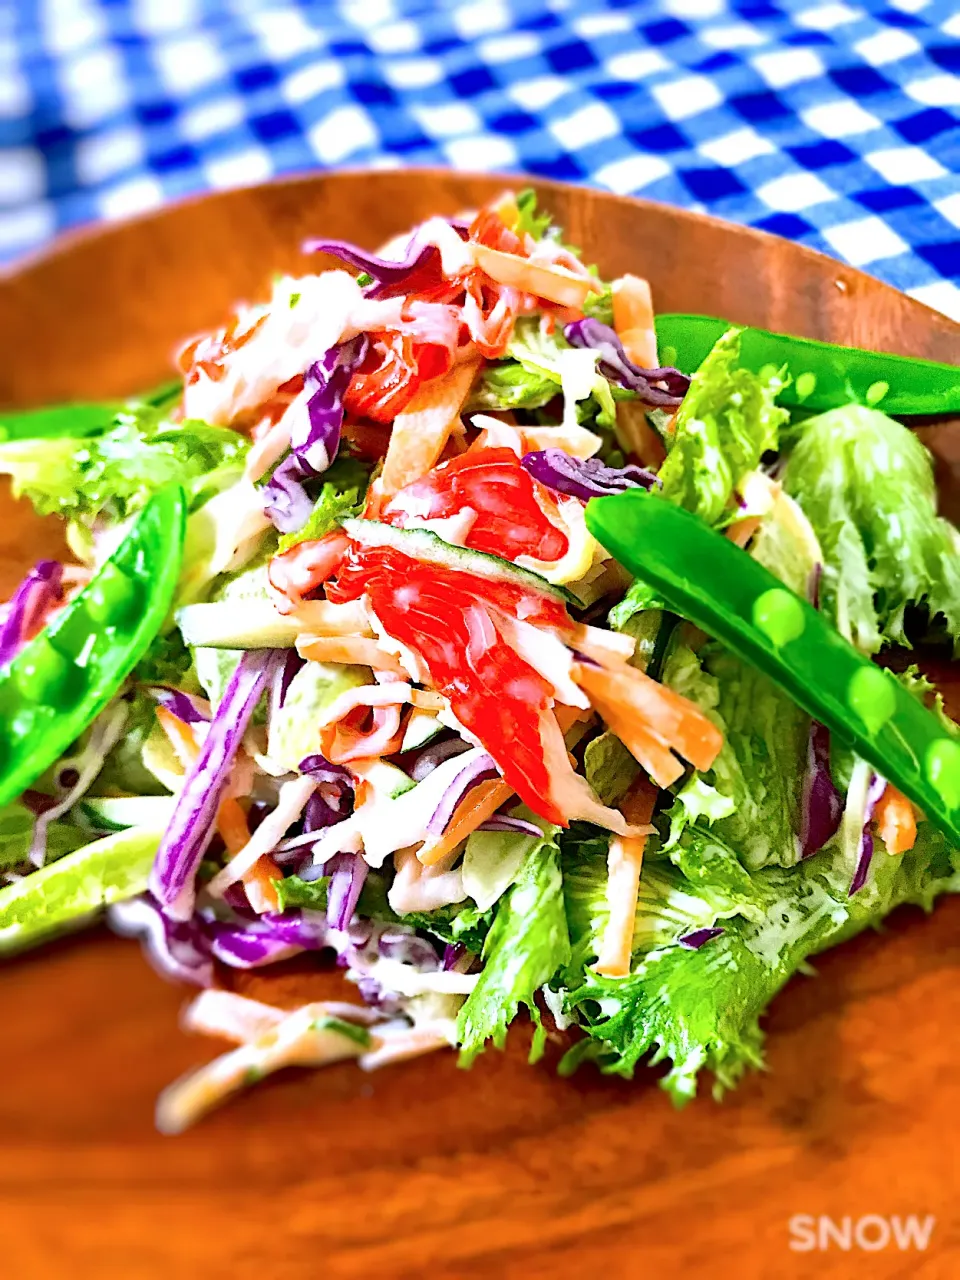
0,172 -> 958,1279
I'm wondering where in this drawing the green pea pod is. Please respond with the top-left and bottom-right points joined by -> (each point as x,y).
0,485 -> 186,807
586,490 -> 960,847
655,313 -> 960,416
0,826 -> 164,954
0,380 -> 182,443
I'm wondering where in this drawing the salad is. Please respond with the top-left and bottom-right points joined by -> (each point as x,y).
0,188 -> 958,1134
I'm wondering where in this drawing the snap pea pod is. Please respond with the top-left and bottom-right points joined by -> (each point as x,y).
0,484 -> 186,807
586,490 -> 960,848
0,826 -> 164,954
655,313 -> 960,416
0,380 -> 182,443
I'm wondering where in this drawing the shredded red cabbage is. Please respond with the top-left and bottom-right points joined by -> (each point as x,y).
378,928 -> 441,970
149,651 -> 283,920
521,449 -> 658,502
302,236 -> 437,297
563,318 -> 689,407
679,926 -> 724,950
426,753 -> 499,835
298,754 -> 354,831
477,814 -> 544,837
299,754 -> 353,785
109,894 -> 214,987
276,652 -> 304,708
267,651 -> 306,731
408,734 -> 471,782
207,910 -> 328,967
262,454 -> 315,535
849,772 -> 887,896
293,335 -> 367,474
262,335 -> 367,535
325,850 -> 368,931
0,560 -> 63,667
147,685 -> 211,725
799,721 -> 843,859
808,562 -> 823,609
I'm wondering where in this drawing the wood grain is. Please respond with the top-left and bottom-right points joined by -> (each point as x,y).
1,172 -> 959,1280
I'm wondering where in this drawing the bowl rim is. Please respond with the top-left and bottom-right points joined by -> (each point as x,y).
3,165 -> 955,341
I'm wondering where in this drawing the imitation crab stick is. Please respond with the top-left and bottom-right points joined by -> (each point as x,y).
472,244 -> 599,311
471,245 -> 599,313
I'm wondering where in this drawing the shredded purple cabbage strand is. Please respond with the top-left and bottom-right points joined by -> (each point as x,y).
303,219 -> 467,299
563,317 -> 689,407
110,896 -> 330,977
302,236 -> 437,298
208,910 -> 329,967
0,560 -> 64,667
147,686 -> 211,725
149,650 -> 284,921
426,753 -> 499,835
799,721 -> 844,859
408,735 -> 471,782
262,335 -> 367,534
521,449 -> 658,503
325,851 -> 368,931
850,772 -> 887,896
477,814 -> 544,838
109,895 -> 215,987
679,927 -> 725,950
261,455 -> 315,535
299,754 -> 355,832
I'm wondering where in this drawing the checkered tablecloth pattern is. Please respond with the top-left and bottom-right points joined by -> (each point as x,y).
3,0 -> 959,317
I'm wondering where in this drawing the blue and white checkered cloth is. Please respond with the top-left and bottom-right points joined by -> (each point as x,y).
3,0 -> 959,319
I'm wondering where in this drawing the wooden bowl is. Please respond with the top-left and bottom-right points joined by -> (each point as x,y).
1,172 -> 959,1279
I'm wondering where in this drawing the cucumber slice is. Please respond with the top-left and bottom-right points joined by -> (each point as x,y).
177,600 -> 302,649
343,519 -> 578,607
400,707 -> 443,752
0,826 -> 164,954
80,795 -> 176,832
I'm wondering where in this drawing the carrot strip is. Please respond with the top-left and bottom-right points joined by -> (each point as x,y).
573,660 -> 722,774
242,855 -> 282,913
217,796 -> 250,854
598,702 -> 684,790
725,516 -> 763,549
155,706 -> 199,771
594,779 -> 658,978
418,779 -> 514,866
612,274 -> 657,368
874,784 -> 918,855
409,688 -> 447,711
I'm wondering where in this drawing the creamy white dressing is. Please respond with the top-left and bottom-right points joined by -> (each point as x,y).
387,846 -> 469,914
555,346 -> 600,433
352,745 -> 493,868
182,271 -> 406,427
